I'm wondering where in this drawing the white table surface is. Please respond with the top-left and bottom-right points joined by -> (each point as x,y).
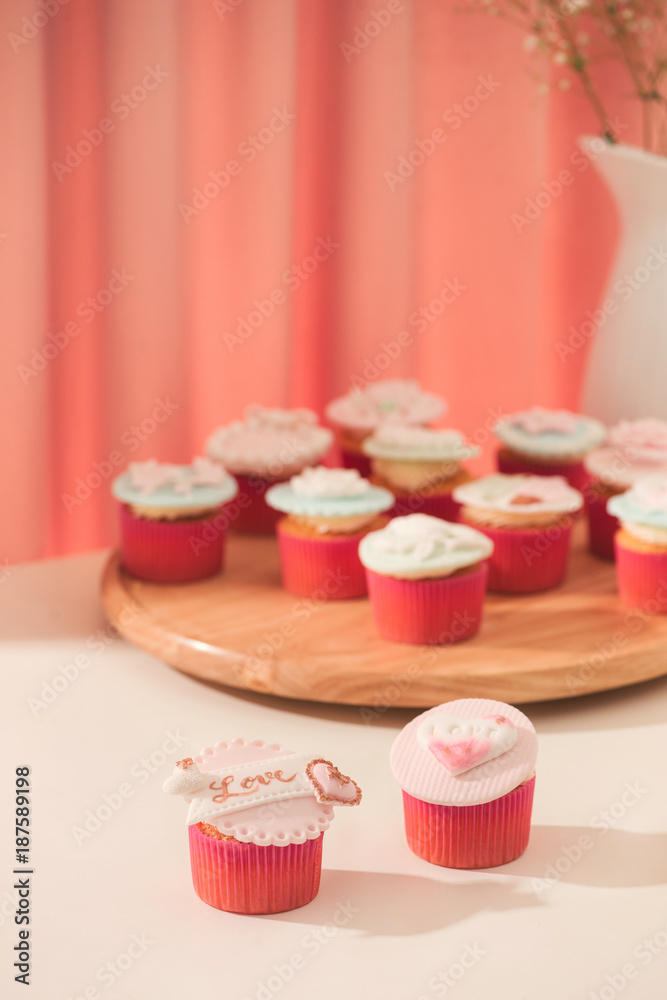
1,551 -> 667,1000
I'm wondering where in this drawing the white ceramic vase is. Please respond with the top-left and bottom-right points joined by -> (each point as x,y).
579,136 -> 667,424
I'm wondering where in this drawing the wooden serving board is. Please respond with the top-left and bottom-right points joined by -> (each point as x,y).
101,523 -> 667,707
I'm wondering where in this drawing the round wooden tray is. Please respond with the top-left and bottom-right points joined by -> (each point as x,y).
101,523 -> 667,707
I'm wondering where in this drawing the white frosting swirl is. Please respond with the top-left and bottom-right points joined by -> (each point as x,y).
362,425 -> 479,462
453,474 -> 583,514
290,466 -> 371,498
359,514 -> 493,580
206,405 -> 333,477
326,379 -> 446,431
509,407 -> 578,435
607,418 -> 667,462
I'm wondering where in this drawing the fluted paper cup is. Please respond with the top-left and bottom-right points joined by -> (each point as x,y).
402,776 -> 535,869
188,824 -> 324,914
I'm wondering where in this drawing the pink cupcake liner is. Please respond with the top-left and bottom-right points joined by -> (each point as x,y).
585,489 -> 618,561
402,775 -> 535,869
388,490 -> 461,522
465,519 -> 574,593
340,447 -> 372,478
614,537 -> 667,612
364,563 -> 488,644
276,522 -> 373,599
228,473 -> 288,534
188,825 -> 323,914
497,449 -> 590,492
119,504 -> 225,582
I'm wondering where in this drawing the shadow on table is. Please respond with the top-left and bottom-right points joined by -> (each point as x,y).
501,824 -> 667,888
260,868 -> 542,935
195,668 -> 667,735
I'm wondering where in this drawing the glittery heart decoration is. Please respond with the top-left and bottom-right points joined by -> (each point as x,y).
417,713 -> 518,776
305,759 -> 362,806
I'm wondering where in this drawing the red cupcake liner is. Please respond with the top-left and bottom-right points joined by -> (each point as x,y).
364,563 -> 488,644
119,504 -> 225,582
614,537 -> 667,612
388,489 -> 461,522
497,449 -> 590,492
277,521 -> 373,598
228,473 -> 288,534
465,519 -> 574,593
402,775 -> 535,869
585,489 -> 618,561
340,447 -> 372,478
188,825 -> 323,914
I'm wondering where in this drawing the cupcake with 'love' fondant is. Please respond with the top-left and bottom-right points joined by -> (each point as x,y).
391,699 -> 537,869
205,405 -> 333,534
362,424 -> 479,521
585,419 -> 667,560
325,379 -> 446,476
265,466 -> 394,599
608,475 -> 667,612
494,407 -> 604,490
111,457 -> 238,582
163,738 -> 362,914
358,514 -> 493,644
454,474 -> 583,593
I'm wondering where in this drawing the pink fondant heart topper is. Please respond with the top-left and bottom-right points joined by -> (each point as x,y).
305,759 -> 362,806
417,713 -> 518,776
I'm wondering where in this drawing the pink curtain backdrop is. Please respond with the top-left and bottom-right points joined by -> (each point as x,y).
1,0 -> 641,563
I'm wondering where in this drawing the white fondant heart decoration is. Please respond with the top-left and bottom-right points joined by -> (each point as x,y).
305,759 -> 362,806
417,713 -> 518,776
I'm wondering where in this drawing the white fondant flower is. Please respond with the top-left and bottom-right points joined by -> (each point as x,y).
290,465 -> 371,498
629,475 -> 667,512
510,407 -> 578,435
608,419 -> 667,462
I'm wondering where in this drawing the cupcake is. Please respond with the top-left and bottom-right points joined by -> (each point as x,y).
163,738 -> 362,914
608,476 -> 667,612
454,474 -> 583,593
358,514 -> 493,644
325,379 -> 446,476
362,424 -> 479,521
205,405 -> 333,534
111,457 -> 238,582
585,419 -> 667,560
390,699 -> 537,869
265,466 -> 394,599
494,407 -> 604,490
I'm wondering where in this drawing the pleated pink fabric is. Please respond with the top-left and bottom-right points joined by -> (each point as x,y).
0,0 -> 642,561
